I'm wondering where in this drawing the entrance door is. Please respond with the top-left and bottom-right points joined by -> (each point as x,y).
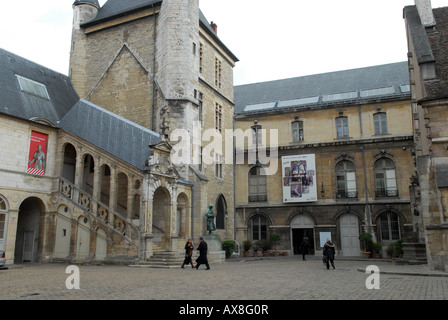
292,228 -> 314,255
22,231 -> 35,262
290,215 -> 315,255
340,214 -> 360,256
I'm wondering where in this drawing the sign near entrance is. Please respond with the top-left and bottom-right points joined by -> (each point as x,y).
27,131 -> 47,176
281,154 -> 317,202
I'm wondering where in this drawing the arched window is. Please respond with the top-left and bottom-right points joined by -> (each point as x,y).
374,158 -> 398,197
216,195 -> 227,229
0,195 -> 8,245
377,212 -> 401,241
248,167 -> 267,202
250,215 -> 267,241
335,161 -> 357,198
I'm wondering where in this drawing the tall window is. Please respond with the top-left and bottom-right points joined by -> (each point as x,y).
215,153 -> 223,179
336,116 -> 349,138
249,166 -> 267,202
215,58 -> 222,88
199,43 -> 203,74
252,124 -> 262,146
216,195 -> 227,229
374,112 -> 387,134
292,121 -> 304,142
250,215 -> 267,241
378,212 -> 401,241
215,103 -> 222,133
374,158 -> 398,197
0,195 -> 8,243
335,161 -> 357,198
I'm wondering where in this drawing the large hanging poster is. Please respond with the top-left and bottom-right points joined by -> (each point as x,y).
27,131 -> 47,176
282,154 -> 317,202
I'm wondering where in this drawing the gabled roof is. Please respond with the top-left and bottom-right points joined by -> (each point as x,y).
0,48 -> 79,125
81,0 -> 238,62
404,5 -> 448,101
59,99 -> 160,170
234,62 -> 410,115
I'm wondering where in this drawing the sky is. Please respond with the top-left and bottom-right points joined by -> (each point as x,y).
0,0 -> 447,86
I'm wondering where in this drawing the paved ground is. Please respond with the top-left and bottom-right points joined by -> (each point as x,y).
1,256 -> 447,302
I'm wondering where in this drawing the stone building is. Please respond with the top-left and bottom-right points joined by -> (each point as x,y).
70,0 -> 238,245
234,62 -> 417,257
0,0 -> 238,265
404,0 -> 448,271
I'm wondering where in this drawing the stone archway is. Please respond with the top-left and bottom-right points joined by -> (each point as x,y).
14,197 -> 45,263
152,187 -> 170,248
290,215 -> 315,255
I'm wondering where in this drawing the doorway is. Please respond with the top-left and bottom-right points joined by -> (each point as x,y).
292,228 -> 315,255
14,198 -> 43,263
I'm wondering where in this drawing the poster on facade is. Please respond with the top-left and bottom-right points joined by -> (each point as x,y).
282,154 -> 317,202
27,131 -> 47,176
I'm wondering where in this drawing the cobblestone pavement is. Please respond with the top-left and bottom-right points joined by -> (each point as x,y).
0,256 -> 447,301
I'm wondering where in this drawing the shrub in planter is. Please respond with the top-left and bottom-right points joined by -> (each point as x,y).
222,240 -> 236,258
243,240 -> 252,257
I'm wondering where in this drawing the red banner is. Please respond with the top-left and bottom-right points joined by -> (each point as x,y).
27,131 -> 47,176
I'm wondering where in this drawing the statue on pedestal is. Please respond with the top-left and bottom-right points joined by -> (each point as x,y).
205,204 -> 216,234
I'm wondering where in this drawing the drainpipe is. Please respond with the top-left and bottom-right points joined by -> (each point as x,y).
359,105 -> 373,237
151,4 -> 157,131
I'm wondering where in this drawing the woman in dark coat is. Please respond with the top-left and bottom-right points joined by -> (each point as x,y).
181,239 -> 194,268
323,239 -> 335,270
195,237 -> 210,270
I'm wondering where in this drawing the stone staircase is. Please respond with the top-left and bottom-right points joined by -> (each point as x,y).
137,244 -> 187,268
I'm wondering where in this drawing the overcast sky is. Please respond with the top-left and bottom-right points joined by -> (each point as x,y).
0,0 -> 447,85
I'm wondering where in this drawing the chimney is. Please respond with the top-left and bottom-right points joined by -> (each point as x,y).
415,0 -> 436,27
210,21 -> 218,34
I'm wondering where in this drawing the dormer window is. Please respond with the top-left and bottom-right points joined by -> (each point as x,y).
16,75 -> 50,100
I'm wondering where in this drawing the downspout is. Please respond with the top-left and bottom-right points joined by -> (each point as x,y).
151,4 -> 157,131
359,105 -> 373,237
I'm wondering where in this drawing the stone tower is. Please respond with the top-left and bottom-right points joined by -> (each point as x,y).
156,0 -> 200,178
69,0 -> 100,98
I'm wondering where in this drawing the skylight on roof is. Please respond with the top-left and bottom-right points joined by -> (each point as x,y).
243,102 -> 277,112
360,86 -> 396,98
16,75 -> 50,100
400,84 -> 411,93
277,96 -> 320,108
322,91 -> 358,102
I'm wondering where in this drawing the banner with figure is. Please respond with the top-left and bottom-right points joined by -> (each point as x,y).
27,131 -> 47,176
282,154 -> 317,202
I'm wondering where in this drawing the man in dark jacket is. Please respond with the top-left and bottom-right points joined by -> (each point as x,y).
323,239 -> 335,270
195,237 -> 210,270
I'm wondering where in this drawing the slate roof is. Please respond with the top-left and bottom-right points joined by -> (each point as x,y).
81,0 -> 238,62
404,5 -> 448,101
234,62 -> 410,115
0,48 -> 79,125
0,47 -> 159,170
58,99 -> 160,170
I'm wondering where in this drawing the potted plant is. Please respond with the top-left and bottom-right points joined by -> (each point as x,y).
243,240 -> 252,257
372,242 -> 382,259
270,234 -> 281,256
257,239 -> 270,256
222,240 -> 236,259
252,241 -> 260,256
359,232 -> 373,258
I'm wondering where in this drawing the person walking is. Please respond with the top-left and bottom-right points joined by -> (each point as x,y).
300,238 -> 309,261
323,239 -> 335,270
195,237 -> 210,270
181,239 -> 194,269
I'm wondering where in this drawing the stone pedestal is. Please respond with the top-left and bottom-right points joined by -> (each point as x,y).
202,234 -> 225,264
